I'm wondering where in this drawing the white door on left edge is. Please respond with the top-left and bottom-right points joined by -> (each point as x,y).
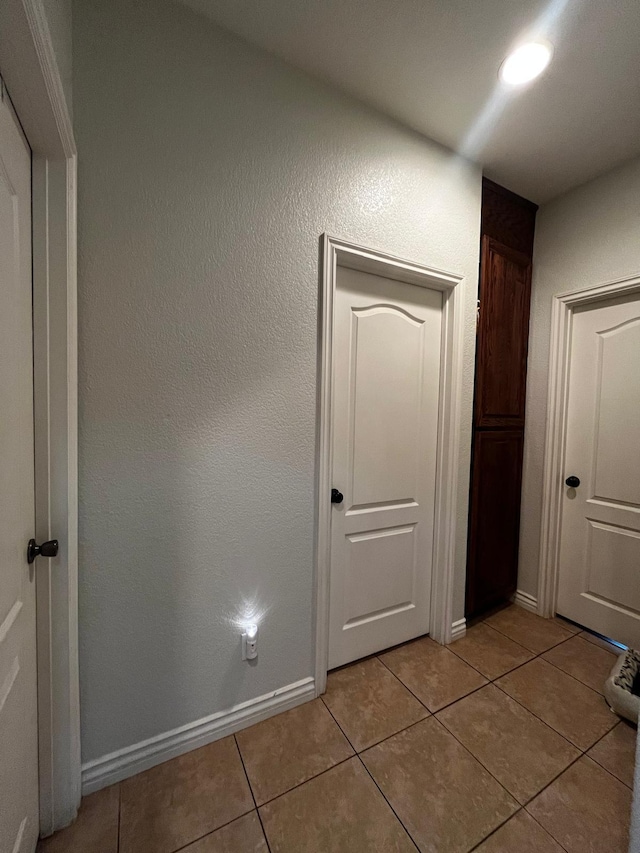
0,94 -> 39,852
328,266 -> 442,669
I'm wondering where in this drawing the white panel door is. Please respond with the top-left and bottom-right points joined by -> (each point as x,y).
328,266 -> 442,669
557,293 -> 640,647
0,96 -> 39,851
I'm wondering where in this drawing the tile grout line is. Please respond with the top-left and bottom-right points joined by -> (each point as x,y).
168,807 -> 256,853
581,750 -> 638,788
441,646 -> 621,799
233,734 -> 273,853
445,616 -> 625,850
318,694 -> 358,752
523,751 -> 584,807
540,650 -> 617,697
466,806 -> 525,853
525,808 -> 573,853
325,678 -> 525,846
319,694 -> 420,852
586,719 -> 624,753
375,648 -> 489,714
354,755 -> 421,853
419,712 -> 524,813
321,690 -> 426,764
166,738 -> 259,853
489,677 -> 594,754
318,655 -> 433,744
233,733 -> 258,809
322,690 -> 435,755
434,696 -> 585,807
445,642 -> 533,682
423,618 -> 624,834
519,754 -> 593,849
454,620 -> 535,655
482,607 -> 575,639
484,621 -> 574,654
576,725 -> 639,791
374,652 -> 434,709
246,750 -> 356,810
501,695 -> 629,848
466,804 -> 574,853
374,624 -> 610,769
585,723 -> 637,790
491,672 -> 617,753
446,613 -> 619,753
377,633 -> 578,753
254,807 -> 272,853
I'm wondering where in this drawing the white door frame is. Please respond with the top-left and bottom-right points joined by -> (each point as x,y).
0,0 -> 79,835
315,235 -> 465,694
537,274 -> 640,618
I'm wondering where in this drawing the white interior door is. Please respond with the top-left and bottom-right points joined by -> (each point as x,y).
328,266 -> 442,669
0,94 -> 39,851
557,292 -> 640,647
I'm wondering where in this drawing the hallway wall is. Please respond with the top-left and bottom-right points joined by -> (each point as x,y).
73,0 -> 481,771
519,155 -> 640,600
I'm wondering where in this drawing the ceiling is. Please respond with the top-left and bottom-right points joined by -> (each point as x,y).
178,0 -> 640,203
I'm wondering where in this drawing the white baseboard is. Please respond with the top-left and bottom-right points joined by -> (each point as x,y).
512,590 -> 538,614
450,617 -> 466,642
81,676 -> 315,795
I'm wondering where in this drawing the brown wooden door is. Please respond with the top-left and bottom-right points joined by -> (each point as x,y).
466,430 -> 525,616
465,180 -> 536,619
475,238 -> 532,429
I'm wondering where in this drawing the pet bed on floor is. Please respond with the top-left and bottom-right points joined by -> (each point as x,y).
604,649 -> 640,724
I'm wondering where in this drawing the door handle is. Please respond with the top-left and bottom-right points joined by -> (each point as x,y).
27,538 -> 59,564
331,488 -> 344,504
565,476 -> 580,488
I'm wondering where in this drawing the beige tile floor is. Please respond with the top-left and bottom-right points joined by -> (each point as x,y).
38,606 -> 635,853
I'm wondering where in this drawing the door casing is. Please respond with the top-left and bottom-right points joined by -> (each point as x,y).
538,274 -> 640,618
0,0 -> 79,835
315,235 -> 466,694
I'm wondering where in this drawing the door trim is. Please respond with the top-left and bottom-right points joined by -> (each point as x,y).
0,0 -> 79,834
315,235 -> 466,694
537,274 -> 640,618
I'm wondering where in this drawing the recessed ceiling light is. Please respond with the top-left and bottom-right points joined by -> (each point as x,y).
499,42 -> 553,85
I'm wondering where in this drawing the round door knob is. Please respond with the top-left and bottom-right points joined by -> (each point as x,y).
331,488 -> 344,504
565,476 -> 580,488
27,538 -> 59,564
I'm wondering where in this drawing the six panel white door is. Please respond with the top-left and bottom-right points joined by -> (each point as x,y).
557,293 -> 640,647
328,266 -> 442,669
0,96 -> 39,851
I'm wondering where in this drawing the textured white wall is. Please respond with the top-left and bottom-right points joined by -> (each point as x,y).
519,156 -> 640,598
74,0 -> 481,764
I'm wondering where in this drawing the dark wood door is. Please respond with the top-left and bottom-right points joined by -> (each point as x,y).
466,430 -> 525,615
475,238 -> 532,429
465,179 -> 536,620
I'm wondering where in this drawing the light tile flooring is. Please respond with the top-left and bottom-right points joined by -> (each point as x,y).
38,606 -> 635,853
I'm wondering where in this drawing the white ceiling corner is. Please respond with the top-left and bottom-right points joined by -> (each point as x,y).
177,0 -> 640,203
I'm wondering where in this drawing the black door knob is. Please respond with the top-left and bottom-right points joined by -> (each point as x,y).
565,476 -> 580,488
331,488 -> 344,504
27,538 -> 59,564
